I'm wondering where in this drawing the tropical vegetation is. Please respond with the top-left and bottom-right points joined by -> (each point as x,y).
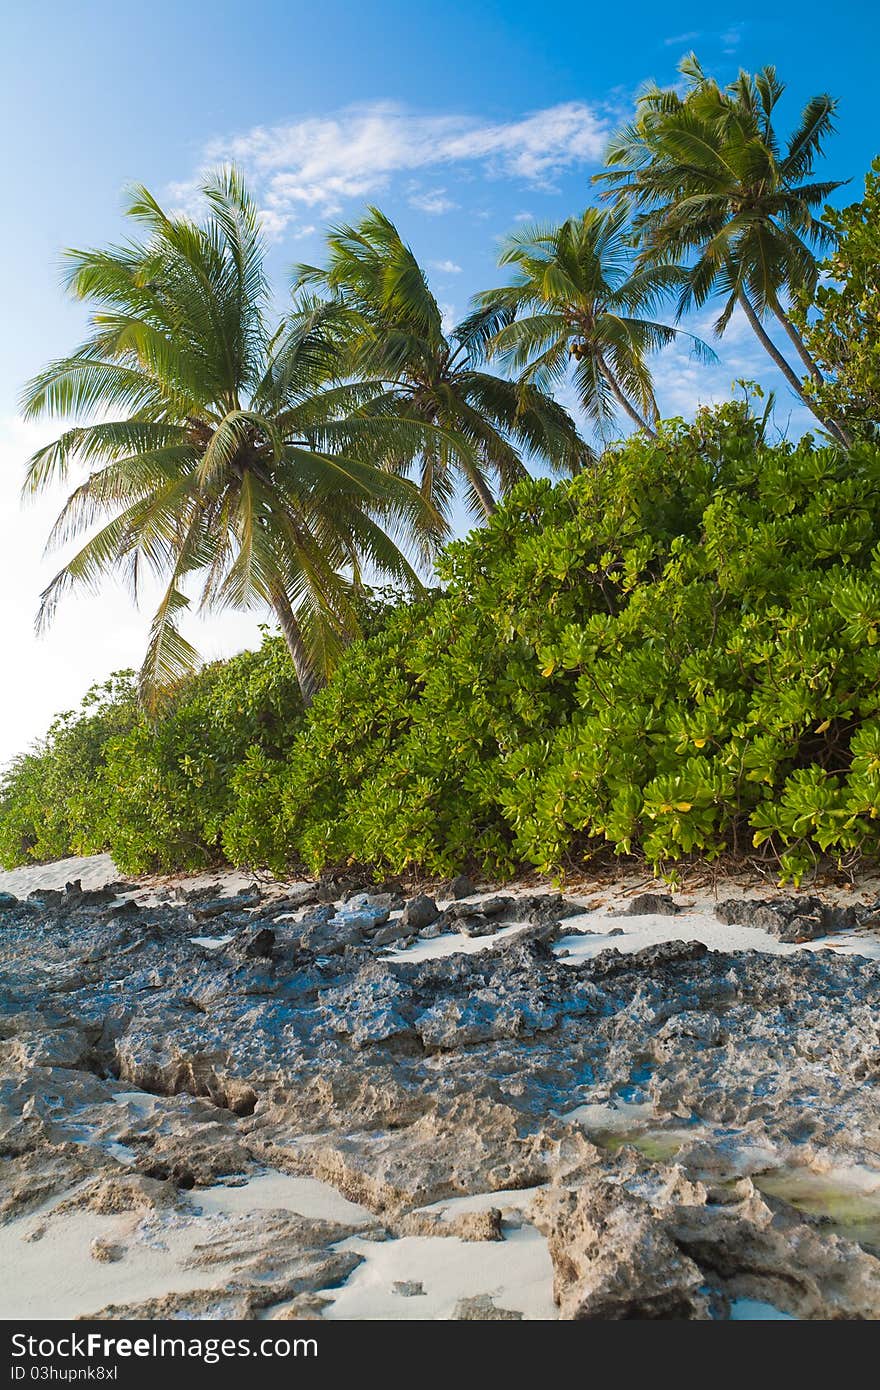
596,54 -> 851,444
792,158 -> 880,441
21,173 -> 442,705
4,53 -> 880,884
6,403 -> 880,884
295,207 -> 588,528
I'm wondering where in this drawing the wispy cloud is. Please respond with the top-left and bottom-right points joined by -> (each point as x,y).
172,99 -> 611,237
409,189 -> 458,215
663,31 -> 701,47
430,258 -> 463,274
662,24 -> 745,56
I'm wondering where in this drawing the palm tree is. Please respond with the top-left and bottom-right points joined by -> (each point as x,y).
295,207 -> 588,532
596,54 -> 849,444
468,204 -> 712,439
21,171 -> 439,705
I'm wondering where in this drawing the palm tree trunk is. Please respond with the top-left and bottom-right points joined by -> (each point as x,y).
597,357 -> 657,438
737,291 -> 849,447
270,586 -> 322,708
771,303 -> 853,447
770,303 -> 824,384
467,467 -> 497,518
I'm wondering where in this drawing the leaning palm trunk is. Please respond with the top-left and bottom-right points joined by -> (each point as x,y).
737,292 -> 849,447
269,586 -> 324,708
774,304 -> 852,446
597,354 -> 658,438
771,303 -> 825,385
466,467 -> 497,517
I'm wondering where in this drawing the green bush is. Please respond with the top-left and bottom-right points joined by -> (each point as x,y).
6,405 -> 880,885
236,403 -> 880,883
0,636 -> 301,873
0,672 -> 138,868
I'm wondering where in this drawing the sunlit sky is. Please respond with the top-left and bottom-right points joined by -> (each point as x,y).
0,0 -> 875,763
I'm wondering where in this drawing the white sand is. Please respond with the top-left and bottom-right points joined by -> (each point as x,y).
321,1187 -> 555,1321
0,1170 -> 555,1322
185,1173 -> 373,1226
0,1171 -> 374,1321
324,1224 -> 556,1321
0,1204 -> 236,1320
553,905 -> 880,963
0,851 -> 121,895
414,1187 -> 545,1221
0,852 -> 289,907
386,921 -> 526,964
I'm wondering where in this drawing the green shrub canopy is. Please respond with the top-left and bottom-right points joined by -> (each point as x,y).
5,405 -> 880,884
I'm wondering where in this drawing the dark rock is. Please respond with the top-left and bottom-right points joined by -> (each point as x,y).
339,908 -> 391,932
440,900 -> 484,922
297,903 -> 387,954
447,874 -> 476,900
452,1295 -> 523,1320
476,895 -> 516,917
0,892 -> 20,911
399,894 -> 440,931
110,900 -> 141,917
591,939 -> 709,977
299,904 -> 336,927
260,885 -> 320,917
509,893 -> 583,926
230,926 -> 276,960
458,915 -> 501,938
715,896 -> 860,941
179,881 -> 226,902
508,920 -> 562,947
192,889 -> 262,921
28,880 -> 119,913
344,893 -> 401,917
618,893 -> 679,917
371,920 -> 418,948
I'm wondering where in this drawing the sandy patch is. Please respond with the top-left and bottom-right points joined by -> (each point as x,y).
324,1223 -> 556,1321
0,852 -> 121,895
0,1170 -> 373,1321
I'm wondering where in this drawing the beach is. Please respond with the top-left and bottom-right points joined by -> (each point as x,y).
2,853 -> 880,1320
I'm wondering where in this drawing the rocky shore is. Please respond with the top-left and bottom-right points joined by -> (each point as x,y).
2,857 -> 880,1320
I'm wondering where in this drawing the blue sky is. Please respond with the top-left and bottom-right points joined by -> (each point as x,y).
0,0 -> 875,760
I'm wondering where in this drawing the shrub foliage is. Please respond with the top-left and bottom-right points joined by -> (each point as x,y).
5,406 -> 880,883
0,637 -> 300,873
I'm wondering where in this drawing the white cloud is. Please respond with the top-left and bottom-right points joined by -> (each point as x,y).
188,100 -> 610,225
513,210 -> 535,222
439,302 -> 458,337
256,206 -> 291,239
409,190 -> 458,215
663,31 -> 701,46
430,258 -> 463,274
